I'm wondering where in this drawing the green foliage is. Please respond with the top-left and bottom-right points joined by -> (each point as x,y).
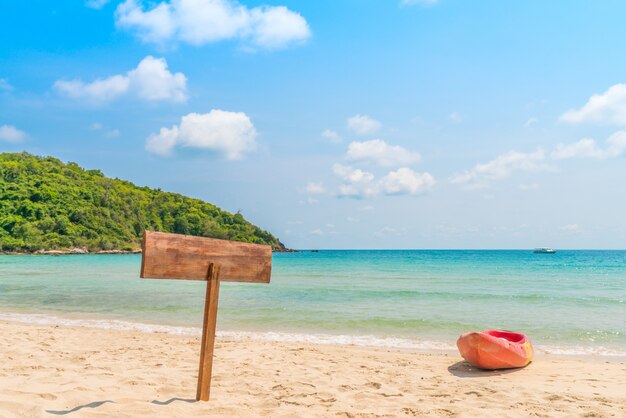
0,152 -> 285,252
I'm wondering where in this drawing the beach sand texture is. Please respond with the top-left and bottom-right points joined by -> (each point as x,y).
1,320 -> 624,417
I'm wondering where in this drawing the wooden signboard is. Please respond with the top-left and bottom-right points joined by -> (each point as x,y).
140,230 -> 272,401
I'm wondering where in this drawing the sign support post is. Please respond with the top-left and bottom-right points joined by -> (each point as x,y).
197,263 -> 221,401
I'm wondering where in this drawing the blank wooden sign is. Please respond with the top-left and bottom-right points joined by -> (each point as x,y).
140,230 -> 273,401
141,230 -> 272,283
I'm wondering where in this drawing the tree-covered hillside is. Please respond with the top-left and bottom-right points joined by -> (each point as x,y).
0,152 -> 285,252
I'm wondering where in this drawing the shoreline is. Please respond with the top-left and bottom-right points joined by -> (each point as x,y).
2,313 -> 625,360
1,319 -> 624,417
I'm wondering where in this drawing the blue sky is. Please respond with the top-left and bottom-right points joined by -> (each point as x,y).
2,0 -> 626,249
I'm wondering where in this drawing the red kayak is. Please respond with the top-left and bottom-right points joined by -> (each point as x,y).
457,329 -> 533,370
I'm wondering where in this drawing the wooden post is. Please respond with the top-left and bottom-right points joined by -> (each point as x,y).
197,263 -> 221,401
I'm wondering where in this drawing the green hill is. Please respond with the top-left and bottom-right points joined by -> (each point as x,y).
0,152 -> 286,253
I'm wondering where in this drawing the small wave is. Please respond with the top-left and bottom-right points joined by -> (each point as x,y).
0,312 -> 200,336
219,330 -> 457,351
0,312 -> 455,350
535,345 -> 626,357
1,312 -> 625,357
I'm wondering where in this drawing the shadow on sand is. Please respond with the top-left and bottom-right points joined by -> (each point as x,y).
448,361 -> 526,378
46,400 -> 115,415
151,397 -> 196,405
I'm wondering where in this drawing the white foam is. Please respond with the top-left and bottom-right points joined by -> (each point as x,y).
535,345 -> 626,358
0,312 -> 455,350
0,312 -> 200,336
1,312 -> 624,357
219,330 -> 457,351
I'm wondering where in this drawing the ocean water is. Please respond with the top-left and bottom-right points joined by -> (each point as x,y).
0,250 -> 625,357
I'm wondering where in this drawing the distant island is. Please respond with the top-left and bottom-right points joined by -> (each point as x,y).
0,152 -> 287,253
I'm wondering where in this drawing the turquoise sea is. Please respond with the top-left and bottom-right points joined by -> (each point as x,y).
1,250 -> 625,357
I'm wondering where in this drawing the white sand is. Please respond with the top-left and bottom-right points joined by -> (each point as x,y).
1,320 -> 624,417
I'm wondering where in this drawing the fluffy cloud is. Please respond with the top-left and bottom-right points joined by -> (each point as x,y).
305,182 -> 326,194
145,109 -> 257,159
54,75 -> 129,102
379,168 -> 434,195
332,164 -> 433,198
551,131 -> 626,160
54,56 -> 187,103
333,164 -> 377,199
347,139 -> 421,167
322,129 -> 342,143
450,149 -> 548,185
128,56 -> 187,101
333,164 -> 375,184
347,114 -> 381,135
0,125 -> 27,143
560,83 -> 626,125
85,0 -> 110,9
115,0 -> 311,50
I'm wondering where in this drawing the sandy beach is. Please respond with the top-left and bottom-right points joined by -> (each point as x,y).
0,320 -> 624,417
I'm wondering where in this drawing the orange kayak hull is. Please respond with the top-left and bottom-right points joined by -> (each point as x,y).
457,330 -> 533,370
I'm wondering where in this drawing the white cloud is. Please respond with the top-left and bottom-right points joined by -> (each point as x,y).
128,56 -> 187,102
309,229 -> 324,236
337,184 -> 363,199
333,164 -> 433,198
450,149 -> 548,185
0,125 -> 27,143
322,129 -> 342,143
333,164 -> 377,199
54,56 -> 187,103
0,78 -> 13,92
346,139 -> 421,167
305,182 -> 326,194
347,114 -> 381,135
379,168 -> 435,195
85,0 -> 110,9
250,6 -> 311,49
54,75 -> 130,102
145,109 -> 257,159
333,164 -> 375,184
115,0 -> 311,50
551,131 -> 626,160
560,83 -> 626,125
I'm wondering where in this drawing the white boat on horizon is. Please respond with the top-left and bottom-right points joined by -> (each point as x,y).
533,247 -> 556,254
